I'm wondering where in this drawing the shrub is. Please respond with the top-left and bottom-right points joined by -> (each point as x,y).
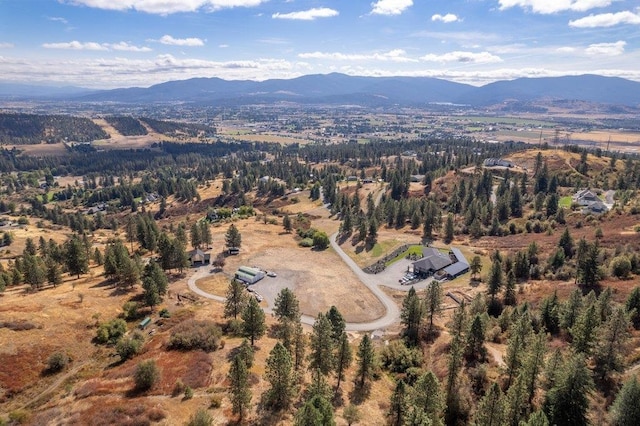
17,217 -> 29,225
187,408 -> 213,426
46,351 -> 69,373
134,359 -> 160,392
611,256 -> 632,279
159,308 -> 171,318
172,379 -> 185,397
122,302 -> 139,321
96,319 -> 127,344
184,386 -> 194,400
116,333 -> 144,361
209,395 -> 222,408
379,340 -> 422,373
169,320 -> 222,352
298,238 -> 313,248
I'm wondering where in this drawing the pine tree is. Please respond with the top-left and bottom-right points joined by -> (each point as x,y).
487,258 -> 503,302
610,376 -> 640,426
283,214 -> 292,233
388,380 -> 409,426
522,410 -> 550,426
504,313 -> 532,389
356,334 -> 375,389
228,354 -> 251,421
65,234 -> 89,279
561,288 -> 583,330
225,279 -> 249,320
558,228 -> 574,258
45,257 -> 62,287
343,404 -> 361,426
412,371 -> 444,426
22,254 -> 46,289
225,223 -> 242,249
274,287 -> 300,322
335,332 -> 352,392
504,270 -> 517,306
443,213 -> 454,244
543,354 -> 593,426
190,222 -> 202,249
295,395 -> 334,426
625,286 -> 640,329
470,256 -> 482,280
593,307 -> 631,381
570,304 -> 599,355
464,314 -> 486,362
424,280 -> 443,339
309,313 -> 336,376
326,306 -> 346,343
241,297 -> 265,346
445,302 -> 466,425
401,287 -> 423,346
264,342 -> 295,411
504,376 -> 527,426
293,320 -> 306,371
521,331 -> 546,406
474,382 -> 505,426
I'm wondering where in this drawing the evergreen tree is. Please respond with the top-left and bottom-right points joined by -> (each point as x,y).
356,334 -> 375,389
543,354 -> 593,426
570,304 -> 599,355
487,258 -> 503,301
443,213 -> 454,244
504,270 -> 517,306
343,404 -> 361,426
539,291 -> 560,335
412,371 -> 444,426
242,297 -> 266,346
293,320 -> 306,371
561,288 -> 583,330
464,314 -> 486,362
190,222 -> 202,249
445,302 -> 467,425
225,224 -> 242,249
470,256 -> 482,280
424,280 -> 443,338
283,214 -> 292,233
45,257 -> 62,287
593,307 -> 631,381
558,228 -> 574,259
309,313 -> 336,376
576,239 -> 601,289
264,342 -> 295,410
335,332 -> 352,391
295,395 -> 335,426
522,410 -> 550,426
388,380 -> 409,426
610,376 -> 640,426
474,382 -> 505,426
521,331 -> 546,406
64,234 -> 89,279
236,339 -> 255,368
401,287 -> 423,346
274,287 -> 300,322
326,305 -> 346,342
228,354 -> 252,421
504,313 -> 532,389
625,286 -> 640,329
225,279 -> 249,320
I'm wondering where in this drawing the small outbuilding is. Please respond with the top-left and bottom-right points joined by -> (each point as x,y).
235,266 -> 265,284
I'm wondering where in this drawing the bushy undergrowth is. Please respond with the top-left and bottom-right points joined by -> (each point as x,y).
169,320 -> 222,352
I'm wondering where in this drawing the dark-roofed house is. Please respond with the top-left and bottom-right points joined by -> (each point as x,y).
442,248 -> 470,279
413,248 -> 452,277
188,248 -> 210,266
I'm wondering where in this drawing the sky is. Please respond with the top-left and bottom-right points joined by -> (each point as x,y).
0,0 -> 639,89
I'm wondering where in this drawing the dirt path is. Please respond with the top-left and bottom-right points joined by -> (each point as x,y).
18,361 -> 89,411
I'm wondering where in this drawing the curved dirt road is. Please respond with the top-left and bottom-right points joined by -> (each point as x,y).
187,232 -> 403,332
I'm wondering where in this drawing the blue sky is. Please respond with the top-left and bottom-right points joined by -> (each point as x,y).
0,0 -> 639,88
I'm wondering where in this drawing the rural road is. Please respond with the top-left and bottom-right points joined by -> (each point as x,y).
186,233 -> 403,332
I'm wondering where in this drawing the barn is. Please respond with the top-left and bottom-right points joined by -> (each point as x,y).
235,266 -> 265,284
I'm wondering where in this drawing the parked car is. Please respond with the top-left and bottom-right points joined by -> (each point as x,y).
267,271 -> 277,277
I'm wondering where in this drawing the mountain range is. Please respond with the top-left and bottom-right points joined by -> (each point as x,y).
1,73 -> 639,108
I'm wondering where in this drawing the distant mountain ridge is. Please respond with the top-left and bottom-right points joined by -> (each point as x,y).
1,73 -> 639,107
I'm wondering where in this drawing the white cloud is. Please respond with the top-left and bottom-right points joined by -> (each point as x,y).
42,40 -> 151,52
585,40 -> 626,56
0,42 -> 14,49
498,0 -> 612,14
556,46 -> 577,53
370,0 -> 413,16
421,51 -> 503,64
299,49 -> 418,63
431,13 -> 459,23
569,11 -> 640,28
66,0 -> 266,15
272,8 -> 339,20
158,35 -> 205,46
108,42 -> 152,52
219,44 -> 229,48
48,17 -> 69,24
42,41 -> 109,51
